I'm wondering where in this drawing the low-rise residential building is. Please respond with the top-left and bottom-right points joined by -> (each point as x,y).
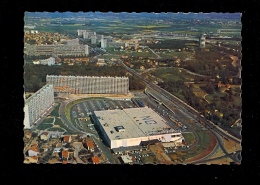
40,132 -> 50,141
28,144 -> 40,157
91,156 -> 100,164
63,135 -> 72,143
62,149 -> 69,160
86,141 -> 95,152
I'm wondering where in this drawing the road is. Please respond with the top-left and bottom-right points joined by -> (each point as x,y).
73,142 -> 85,164
119,59 -> 241,163
120,60 -> 241,142
59,98 -> 118,164
191,150 -> 242,164
147,47 -> 161,58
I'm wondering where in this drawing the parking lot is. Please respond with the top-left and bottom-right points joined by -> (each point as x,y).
69,92 -> 204,135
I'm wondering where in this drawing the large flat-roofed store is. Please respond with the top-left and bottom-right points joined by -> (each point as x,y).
93,107 -> 184,149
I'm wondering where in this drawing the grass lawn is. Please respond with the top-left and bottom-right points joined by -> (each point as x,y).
159,51 -> 192,59
48,127 -> 66,132
141,156 -> 156,164
182,132 -> 195,145
37,123 -> 53,130
205,92 -> 226,103
42,117 -> 54,124
172,130 -> 211,160
50,103 -> 60,117
54,117 -> 63,125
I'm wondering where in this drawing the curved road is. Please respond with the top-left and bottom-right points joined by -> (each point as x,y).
59,99 -> 118,164
120,60 -> 241,163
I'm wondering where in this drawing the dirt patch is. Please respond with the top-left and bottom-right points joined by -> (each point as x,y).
223,139 -> 242,153
205,157 -> 233,165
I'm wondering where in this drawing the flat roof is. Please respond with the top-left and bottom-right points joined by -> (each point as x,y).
94,107 -> 176,141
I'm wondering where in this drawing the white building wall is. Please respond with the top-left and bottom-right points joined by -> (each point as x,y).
24,84 -> 54,128
110,134 -> 183,149
28,150 -> 39,157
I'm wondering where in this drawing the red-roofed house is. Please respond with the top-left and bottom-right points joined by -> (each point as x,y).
86,141 -> 95,152
92,156 -> 100,164
63,135 -> 72,143
28,144 -> 40,157
62,149 -> 69,160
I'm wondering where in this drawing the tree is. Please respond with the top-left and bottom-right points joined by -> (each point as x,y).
31,132 -> 38,138
205,83 -> 215,94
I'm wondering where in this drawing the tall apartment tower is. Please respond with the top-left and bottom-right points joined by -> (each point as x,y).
83,31 -> 89,39
77,29 -> 83,36
85,45 -> 89,55
199,35 -> 206,48
24,84 -> 55,129
91,36 -> 97,44
101,38 -> 107,48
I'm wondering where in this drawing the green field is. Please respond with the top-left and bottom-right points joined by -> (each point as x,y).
182,132 -> 195,144
151,68 -> 193,82
48,127 -> 66,132
54,117 -> 63,125
37,123 -> 53,130
159,51 -> 193,59
106,47 -> 157,58
42,117 -> 54,124
50,103 -> 60,117
182,130 -> 211,160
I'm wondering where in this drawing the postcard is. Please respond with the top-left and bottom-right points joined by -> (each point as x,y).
23,12 -> 242,164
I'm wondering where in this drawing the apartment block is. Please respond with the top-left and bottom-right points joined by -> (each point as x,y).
46,75 -> 129,94
24,84 -> 55,129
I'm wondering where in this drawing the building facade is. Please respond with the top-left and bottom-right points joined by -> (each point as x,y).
25,44 -> 87,56
101,38 -> 107,48
84,45 -> 89,55
92,108 -> 184,149
91,36 -> 97,44
24,84 -> 55,129
46,75 -> 129,94
37,57 -> 55,66
199,35 -> 206,48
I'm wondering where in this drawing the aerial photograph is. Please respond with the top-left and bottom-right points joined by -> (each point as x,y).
23,12 -> 242,165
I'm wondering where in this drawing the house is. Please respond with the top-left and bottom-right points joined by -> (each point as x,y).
53,147 -> 62,153
40,132 -> 50,141
91,156 -> 100,164
63,135 -> 72,143
28,144 -> 40,157
62,149 -> 69,160
49,131 -> 63,139
24,130 -> 31,139
24,156 -> 38,164
86,141 -> 95,152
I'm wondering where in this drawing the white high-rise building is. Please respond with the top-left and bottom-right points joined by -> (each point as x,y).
46,75 -> 129,94
77,29 -> 84,36
199,35 -> 206,48
85,45 -> 89,55
66,38 -> 79,46
83,31 -> 89,39
24,84 -> 55,129
91,36 -> 97,44
101,38 -> 107,48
